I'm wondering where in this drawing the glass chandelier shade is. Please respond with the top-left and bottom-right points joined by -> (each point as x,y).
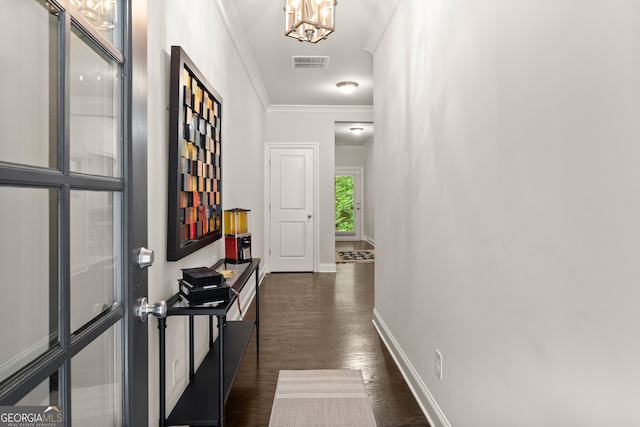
285,0 -> 337,43
70,0 -> 117,30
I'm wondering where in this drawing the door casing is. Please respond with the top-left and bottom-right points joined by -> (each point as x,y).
126,0 -> 149,424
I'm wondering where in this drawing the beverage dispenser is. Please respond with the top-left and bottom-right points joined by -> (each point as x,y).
224,208 -> 251,263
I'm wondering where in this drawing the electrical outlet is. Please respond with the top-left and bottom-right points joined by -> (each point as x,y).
435,349 -> 443,381
172,357 -> 180,386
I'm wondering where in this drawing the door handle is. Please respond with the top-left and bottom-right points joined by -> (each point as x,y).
307,214 -> 312,219
135,297 -> 167,322
136,247 -> 154,269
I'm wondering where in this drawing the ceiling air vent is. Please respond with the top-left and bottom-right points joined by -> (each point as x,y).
292,56 -> 329,70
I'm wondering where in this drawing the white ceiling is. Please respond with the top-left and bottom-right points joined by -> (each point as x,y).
218,0 -> 397,145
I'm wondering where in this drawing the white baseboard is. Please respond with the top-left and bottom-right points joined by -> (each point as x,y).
372,309 -> 451,427
364,235 -> 375,246
335,235 -> 357,241
318,262 -> 337,273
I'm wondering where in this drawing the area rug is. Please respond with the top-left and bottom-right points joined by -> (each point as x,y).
335,250 -> 375,263
268,369 -> 377,427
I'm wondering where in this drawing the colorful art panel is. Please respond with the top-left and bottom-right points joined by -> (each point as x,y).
168,46 -> 223,261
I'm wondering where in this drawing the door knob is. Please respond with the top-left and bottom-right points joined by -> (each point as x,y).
307,214 -> 312,218
135,297 -> 167,322
136,247 -> 154,269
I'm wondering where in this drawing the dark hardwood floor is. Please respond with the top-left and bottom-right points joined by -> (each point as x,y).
225,241 -> 430,426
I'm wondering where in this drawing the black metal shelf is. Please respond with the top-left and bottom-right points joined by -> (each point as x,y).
166,321 -> 254,426
158,258 -> 260,427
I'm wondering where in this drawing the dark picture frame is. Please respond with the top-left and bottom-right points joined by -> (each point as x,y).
167,46 -> 223,261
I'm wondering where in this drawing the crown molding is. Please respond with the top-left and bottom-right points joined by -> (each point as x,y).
214,0 -> 271,110
364,0 -> 402,55
336,144 -> 366,150
266,104 -> 374,114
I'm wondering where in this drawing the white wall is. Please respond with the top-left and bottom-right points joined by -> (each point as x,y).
265,107 -> 373,270
147,1 -> 265,424
363,141 -> 374,244
373,1 -> 640,426
335,146 -> 366,167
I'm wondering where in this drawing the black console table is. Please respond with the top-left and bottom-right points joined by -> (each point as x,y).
157,258 -> 260,427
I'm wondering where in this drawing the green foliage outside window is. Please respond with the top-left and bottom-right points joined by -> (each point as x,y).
335,175 -> 354,231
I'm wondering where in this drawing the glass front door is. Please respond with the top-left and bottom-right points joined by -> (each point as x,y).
335,168 -> 362,241
0,0 -> 148,424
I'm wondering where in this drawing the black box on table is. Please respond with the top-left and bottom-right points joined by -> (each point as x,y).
179,280 -> 233,305
181,267 -> 224,287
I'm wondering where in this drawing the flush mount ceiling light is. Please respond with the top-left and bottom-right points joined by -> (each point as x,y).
285,0 -> 337,43
350,128 -> 364,135
336,81 -> 358,94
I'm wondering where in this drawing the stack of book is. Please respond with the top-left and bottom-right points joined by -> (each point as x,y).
179,267 -> 233,305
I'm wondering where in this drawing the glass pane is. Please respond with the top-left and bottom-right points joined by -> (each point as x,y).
17,372 -> 60,407
335,175 -> 355,232
70,191 -> 121,333
72,322 -> 122,427
70,26 -> 122,178
0,0 -> 58,168
68,0 -> 123,50
0,186 -> 58,383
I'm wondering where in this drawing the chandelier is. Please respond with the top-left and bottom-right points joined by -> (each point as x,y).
70,0 -> 117,30
285,0 -> 337,43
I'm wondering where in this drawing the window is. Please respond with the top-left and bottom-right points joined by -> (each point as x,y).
0,1 -> 129,424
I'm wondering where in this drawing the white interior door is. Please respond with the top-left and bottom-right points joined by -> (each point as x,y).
269,146 -> 315,272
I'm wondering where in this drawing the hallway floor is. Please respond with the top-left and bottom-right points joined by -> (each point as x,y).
225,241 -> 430,426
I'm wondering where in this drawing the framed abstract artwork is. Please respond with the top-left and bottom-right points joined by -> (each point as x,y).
167,46 -> 223,261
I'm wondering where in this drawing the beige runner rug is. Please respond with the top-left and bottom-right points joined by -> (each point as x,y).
268,369 -> 377,427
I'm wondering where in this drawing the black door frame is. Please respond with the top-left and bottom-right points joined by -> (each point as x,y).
0,0 -> 149,424
125,0 -> 149,424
